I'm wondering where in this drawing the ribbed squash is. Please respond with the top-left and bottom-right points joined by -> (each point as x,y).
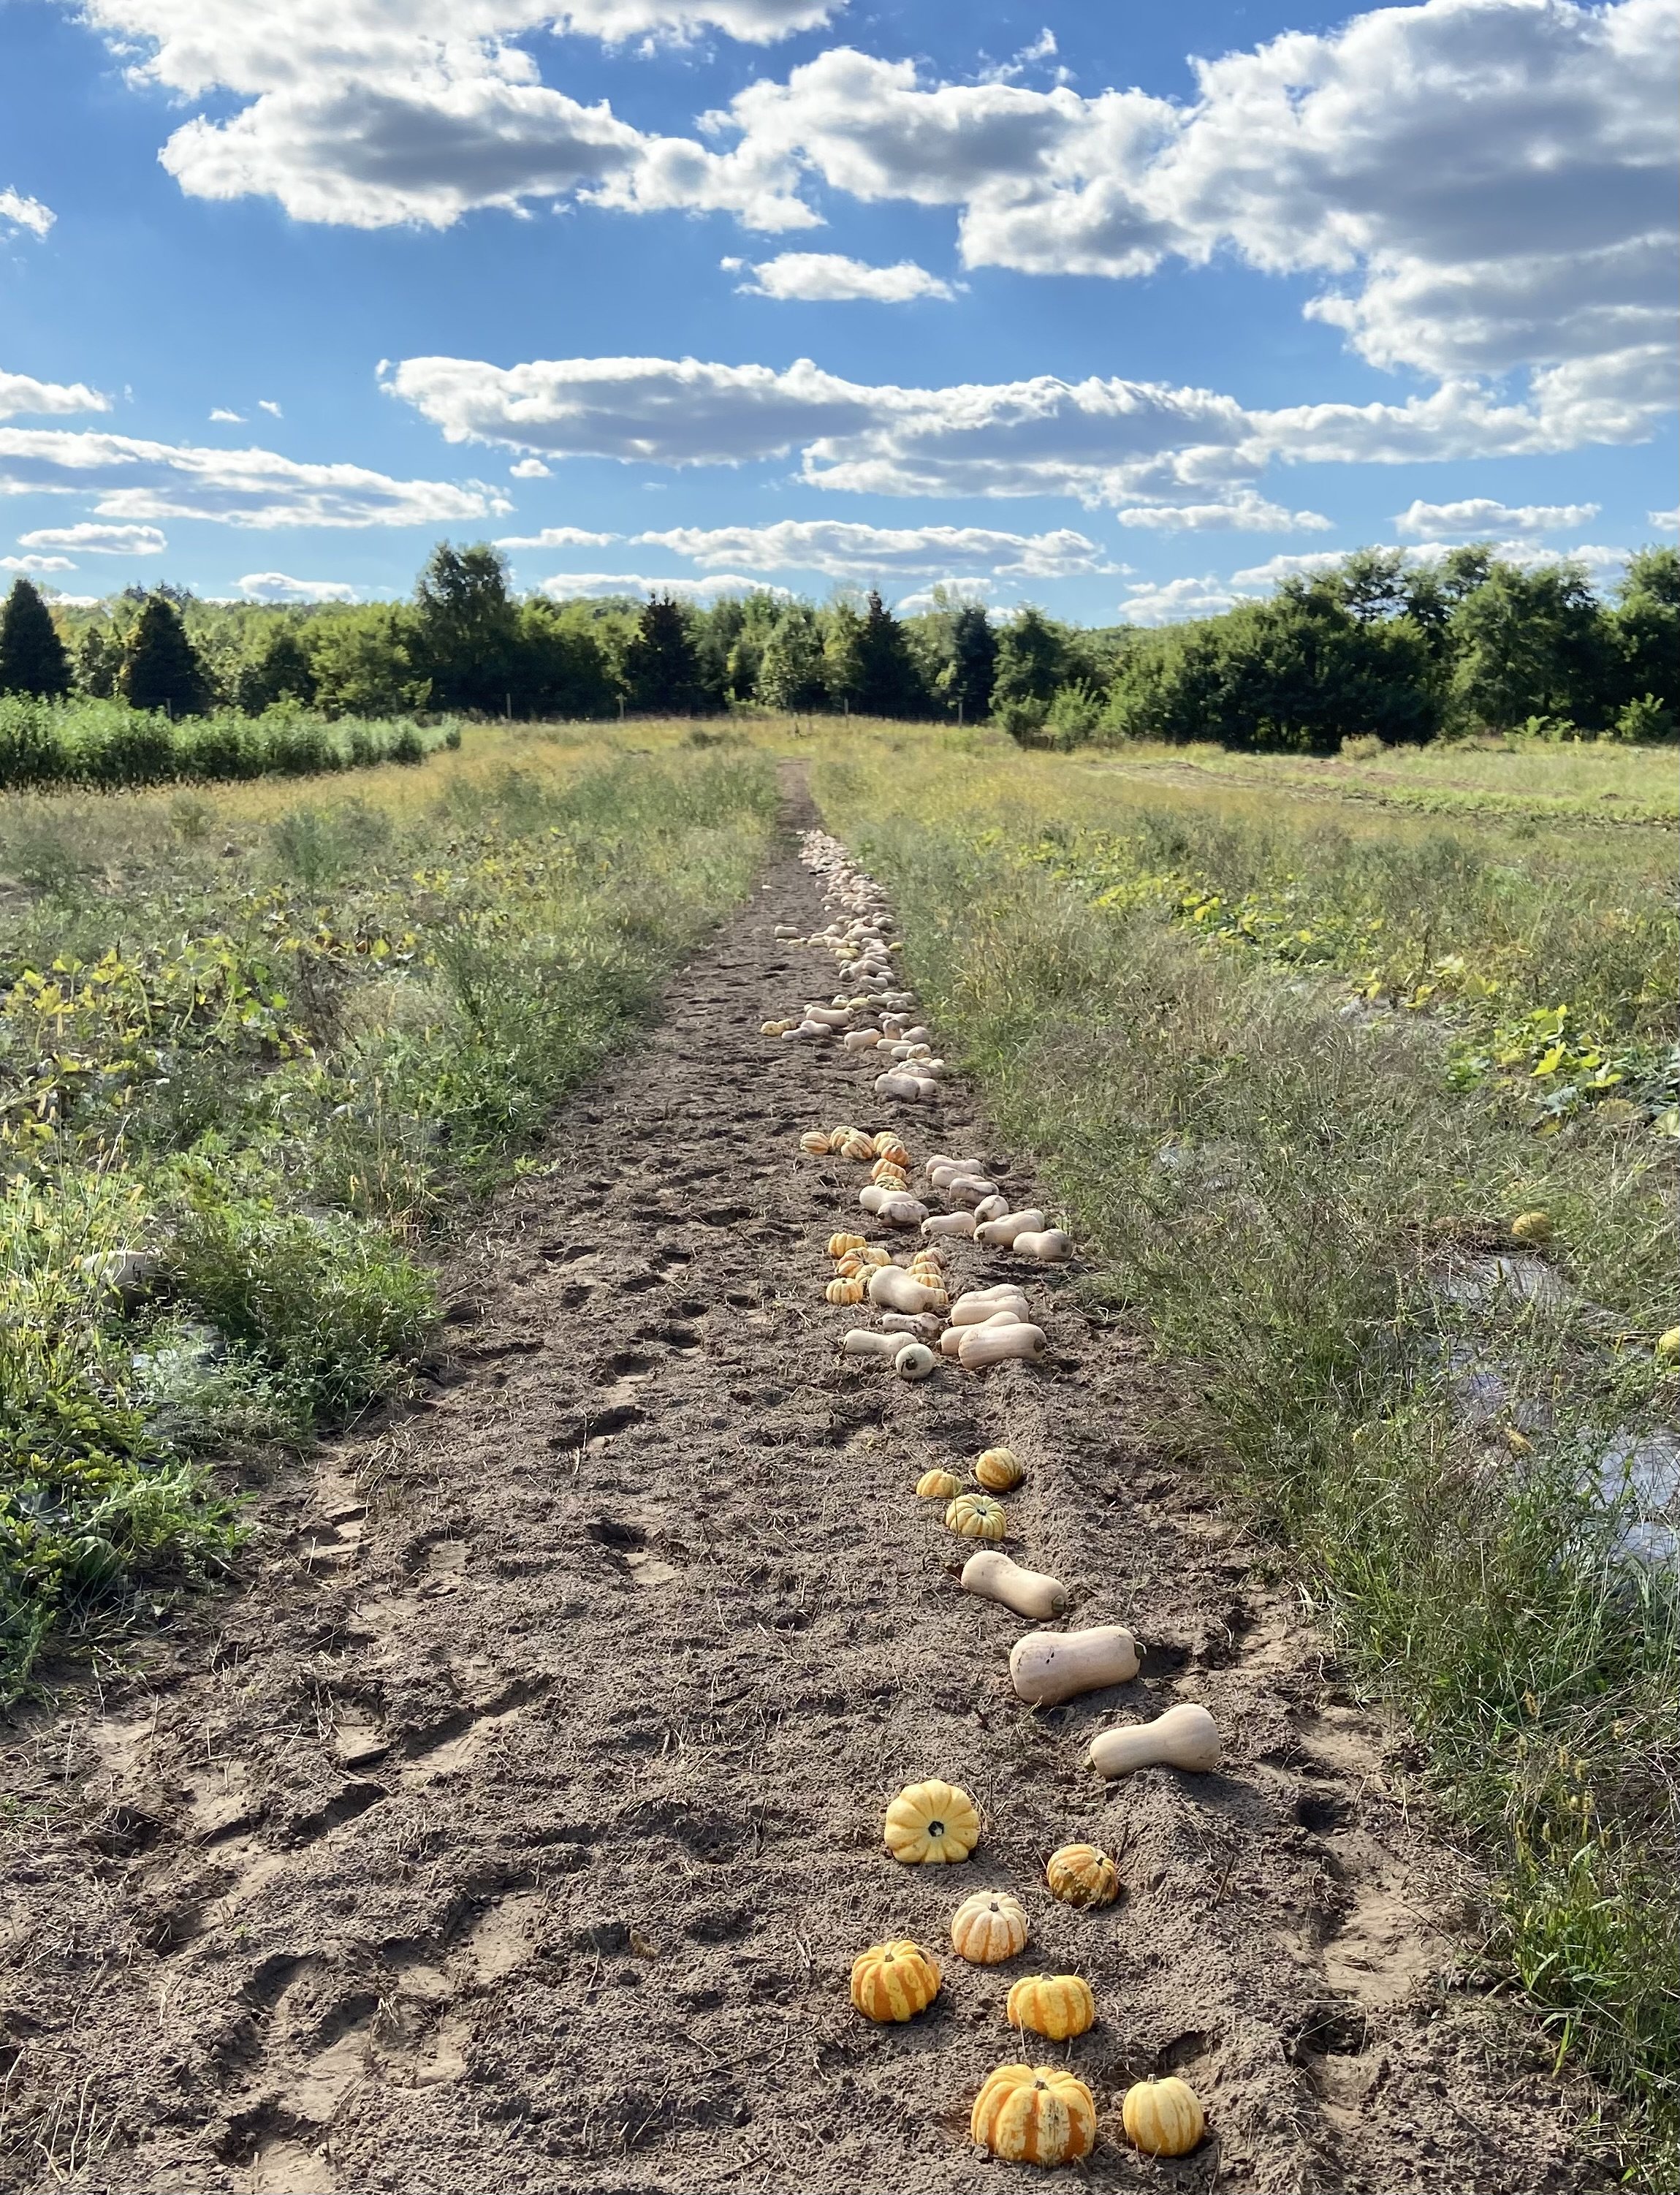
951,1889 -> 1029,1965
970,2065 -> 1097,2166
850,1938 -> 940,2023
827,1232 -> 866,1257
799,1131 -> 832,1155
1122,2077 -> 1205,2158
916,1468 -> 962,1499
945,1493 -> 1006,1542
883,1778 -> 980,1864
974,1446 -> 1023,1491
1006,1974 -> 1095,2042
1044,1843 -> 1120,1909
825,1277 -> 865,1305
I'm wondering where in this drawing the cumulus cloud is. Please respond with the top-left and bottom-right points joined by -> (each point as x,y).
20,521 -> 168,553
1651,506 -> 1680,533
83,0 -> 820,231
536,569 -> 792,599
0,553 -> 76,573
1119,575 -> 1239,623
392,347 -> 1615,514
509,456 -> 551,477
386,352 -> 1279,509
0,189 -> 55,240
209,406 -> 245,422
0,428 -> 504,528
239,571 -> 360,601
1394,497 -> 1601,539
1228,550 -> 1352,588
634,518 -> 1114,577
1111,493 -> 1331,532
726,251 -> 956,301
495,523 -> 618,547
0,370 -> 110,421
707,0 -> 1675,439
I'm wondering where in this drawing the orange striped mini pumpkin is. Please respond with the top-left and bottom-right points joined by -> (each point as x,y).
1006,1974 -> 1095,2042
970,2064 -> 1097,2166
850,1938 -> 941,2023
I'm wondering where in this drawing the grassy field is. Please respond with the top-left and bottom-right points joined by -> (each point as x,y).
808,724 -> 1679,2176
0,724 -> 777,1697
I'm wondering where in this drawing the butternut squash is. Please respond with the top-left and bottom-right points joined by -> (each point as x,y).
973,1195 -> 1008,1223
957,1322 -> 1046,1370
1011,1229 -> 1072,1264
894,1341 -> 938,1381
843,1028 -> 882,1051
921,1211 -> 976,1240
951,1287 -> 1032,1327
976,1210 -> 1046,1248
874,1072 -> 925,1102
943,1175 -> 999,1208
1010,1626 -> 1140,1706
960,1550 -> 1068,1620
1087,1702 -> 1221,1778
842,1329 -> 900,1359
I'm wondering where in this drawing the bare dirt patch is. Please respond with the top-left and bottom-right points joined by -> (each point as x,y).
0,784 -> 1590,2192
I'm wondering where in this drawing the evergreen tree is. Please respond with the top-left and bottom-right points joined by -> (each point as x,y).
854,591 -> 926,719
624,594 -> 703,713
0,577 -> 72,698
993,606 -> 1066,711
949,602 -> 997,720
120,594 -> 210,717
758,605 -> 827,710
236,623 -> 317,713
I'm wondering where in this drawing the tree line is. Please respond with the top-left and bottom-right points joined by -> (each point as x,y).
3,538 -> 1673,751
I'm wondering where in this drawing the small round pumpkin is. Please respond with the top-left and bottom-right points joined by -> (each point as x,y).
916,1468 -> 962,1499
829,1123 -> 860,1146
884,1779 -> 981,1865
850,1938 -> 941,2023
970,2064 -> 1096,2166
1510,1208 -> 1552,1243
974,1446 -> 1023,1491
1122,2077 -> 1205,2158
871,1157 -> 910,1185
839,1131 -> 877,1162
1045,1843 -> 1120,1909
951,1889 -> 1029,1964
873,1134 -> 911,1165
1659,1326 -> 1680,1363
945,1493 -> 1006,1542
799,1130 -> 832,1155
826,1277 -> 865,1305
827,1232 -> 866,1258
1006,1974 -> 1095,2042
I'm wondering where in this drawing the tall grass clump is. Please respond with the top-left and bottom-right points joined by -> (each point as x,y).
0,692 -> 446,790
0,737 -> 777,1694
815,741 -> 1679,2177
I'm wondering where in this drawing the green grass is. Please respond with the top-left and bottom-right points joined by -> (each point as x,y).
811,727 -> 1680,2179
0,727 -> 778,1697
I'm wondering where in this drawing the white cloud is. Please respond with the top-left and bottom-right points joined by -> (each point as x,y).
509,455 -> 551,477
536,569 -> 792,599
1120,575 -> 1239,623
1228,550 -> 1352,588
729,251 -> 956,301
894,577 -> 997,614
20,521 -> 168,553
706,0 -> 1675,442
239,571 -> 360,601
257,398 -> 284,417
0,189 -> 55,240
386,352 -> 1275,510
209,406 -> 245,422
0,426 -> 506,528
0,370 -> 110,421
0,553 -> 76,573
1111,493 -> 1331,532
397,347 -> 1603,514
1394,497 -> 1600,540
635,518 -> 1114,577
495,523 -> 618,547
1645,506 -> 1677,534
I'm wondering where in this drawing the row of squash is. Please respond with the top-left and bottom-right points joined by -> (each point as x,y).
791,835 -> 1212,2171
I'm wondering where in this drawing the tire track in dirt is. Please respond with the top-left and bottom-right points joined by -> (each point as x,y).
0,776 -> 1588,2194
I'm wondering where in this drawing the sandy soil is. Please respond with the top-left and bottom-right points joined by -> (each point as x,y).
0,783 -> 1592,2194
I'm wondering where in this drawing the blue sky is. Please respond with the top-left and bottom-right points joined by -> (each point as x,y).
1,0 -> 1673,621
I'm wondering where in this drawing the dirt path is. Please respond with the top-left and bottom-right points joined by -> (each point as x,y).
1,786 -> 1588,2194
